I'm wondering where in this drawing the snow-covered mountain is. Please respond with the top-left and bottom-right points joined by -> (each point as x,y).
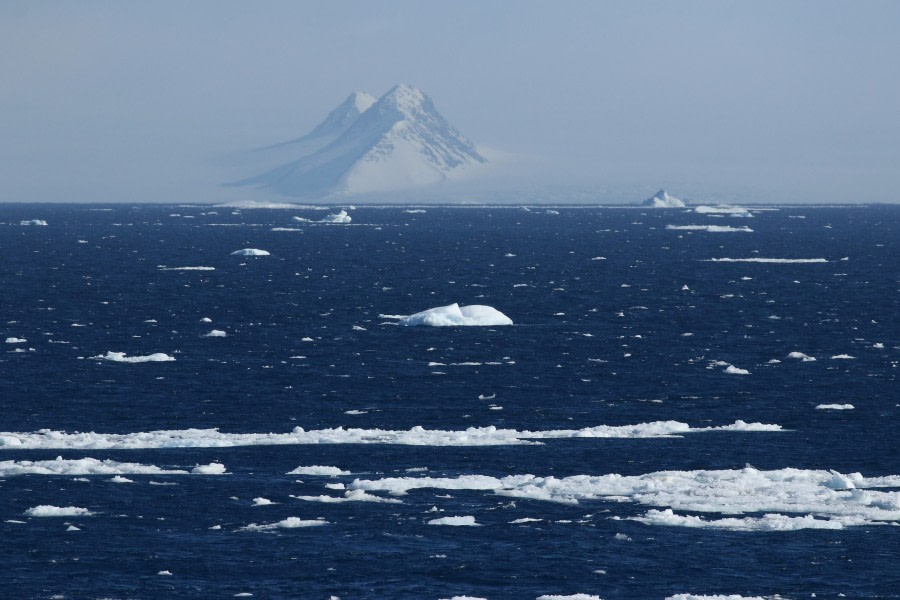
642,189 -> 686,208
234,85 -> 487,197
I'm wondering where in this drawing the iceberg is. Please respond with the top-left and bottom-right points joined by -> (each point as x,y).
230,248 -> 270,256
91,351 -> 175,363
695,205 -> 753,217
320,210 -> 351,223
643,189 -> 686,208
399,303 -> 513,327
19,219 -> 48,226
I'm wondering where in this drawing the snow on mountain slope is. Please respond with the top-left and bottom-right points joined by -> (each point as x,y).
235,85 -> 487,197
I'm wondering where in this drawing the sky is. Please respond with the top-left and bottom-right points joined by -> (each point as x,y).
1,0 -> 899,204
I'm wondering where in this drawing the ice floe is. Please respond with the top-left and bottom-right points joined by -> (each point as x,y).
427,515 -> 479,526
537,595 -> 602,600
0,457 -> 189,476
724,365 -> 750,375
0,421 -> 783,450
666,595 -> 770,600
397,303 -> 513,327
816,404 -> 854,410
694,205 -> 753,217
5,337 -> 26,344
230,248 -> 270,256
191,462 -> 226,475
157,266 -> 216,271
291,489 -> 402,504
287,465 -> 350,476
241,517 -> 329,531
19,219 -> 48,226
666,225 -> 752,233
90,351 -> 175,363
704,258 -> 828,264
203,330 -> 227,337
349,467 -> 900,529
787,352 -> 816,361
214,201 -> 304,209
25,505 -> 93,517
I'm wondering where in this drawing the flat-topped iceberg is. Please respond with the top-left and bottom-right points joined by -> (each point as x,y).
230,248 -> 270,256
399,303 -> 513,327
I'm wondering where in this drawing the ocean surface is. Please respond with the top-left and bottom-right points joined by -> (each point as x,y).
1,203 -> 898,600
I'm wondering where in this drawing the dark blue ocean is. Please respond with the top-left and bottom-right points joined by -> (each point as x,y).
1,203 -> 898,600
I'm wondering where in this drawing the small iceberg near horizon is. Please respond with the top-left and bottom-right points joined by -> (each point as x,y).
230,248 -> 270,256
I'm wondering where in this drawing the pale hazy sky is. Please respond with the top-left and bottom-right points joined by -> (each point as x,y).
1,0 -> 898,203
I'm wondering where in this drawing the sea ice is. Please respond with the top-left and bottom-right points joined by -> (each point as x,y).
203,330 -> 227,337
705,258 -> 828,264
230,248 -> 270,256
787,352 -> 816,361
816,404 -> 854,410
398,303 -> 513,327
349,466 -> 900,527
724,365 -> 750,375
666,595 -> 769,600
5,337 -> 26,344
241,517 -> 328,531
694,205 -> 752,217
427,515 -> 479,526
25,505 -> 93,517
191,462 -> 226,474
536,595 -> 603,600
287,465 -> 350,476
19,219 -> 48,226
666,225 -> 752,233
91,351 -> 175,363
0,420 -> 783,450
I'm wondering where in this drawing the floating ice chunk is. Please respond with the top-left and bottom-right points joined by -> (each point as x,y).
631,508 -> 866,531
0,457 -> 188,476
291,489 -> 402,504
20,219 -> 48,226
536,594 -> 603,600
230,248 -> 270,256
91,351 -> 175,363
666,225 -> 752,233
214,200 -> 304,209
200,317 -> 213,322
873,342 -> 885,349
399,303 -> 513,327
0,420 -> 783,450
252,497 -> 275,506
816,404 -> 854,411
320,210 -> 351,223
705,258 -> 828,264
427,515 -> 479,526
158,266 -> 216,271
694,205 -> 752,217
292,216 -> 314,223
404,209 -> 426,214
241,517 -> 329,531
830,354 -> 855,359
287,465 -> 350,476
66,525 -> 80,531
5,337 -> 26,344
157,570 -> 173,576
510,517 -> 543,524
191,462 -> 226,475
787,352 -> 815,361
203,330 -> 227,337
724,365 -> 750,375
109,475 -> 134,483
666,596 -> 769,600
25,505 -> 93,517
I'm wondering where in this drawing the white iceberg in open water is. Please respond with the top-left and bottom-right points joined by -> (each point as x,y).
643,189 -> 685,208
91,351 -> 175,363
320,210 -> 351,223
230,248 -> 270,256
399,303 -> 513,327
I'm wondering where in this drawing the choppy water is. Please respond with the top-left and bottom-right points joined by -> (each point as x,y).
1,203 -> 898,599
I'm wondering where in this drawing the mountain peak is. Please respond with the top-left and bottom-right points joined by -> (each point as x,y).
234,85 -> 486,197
